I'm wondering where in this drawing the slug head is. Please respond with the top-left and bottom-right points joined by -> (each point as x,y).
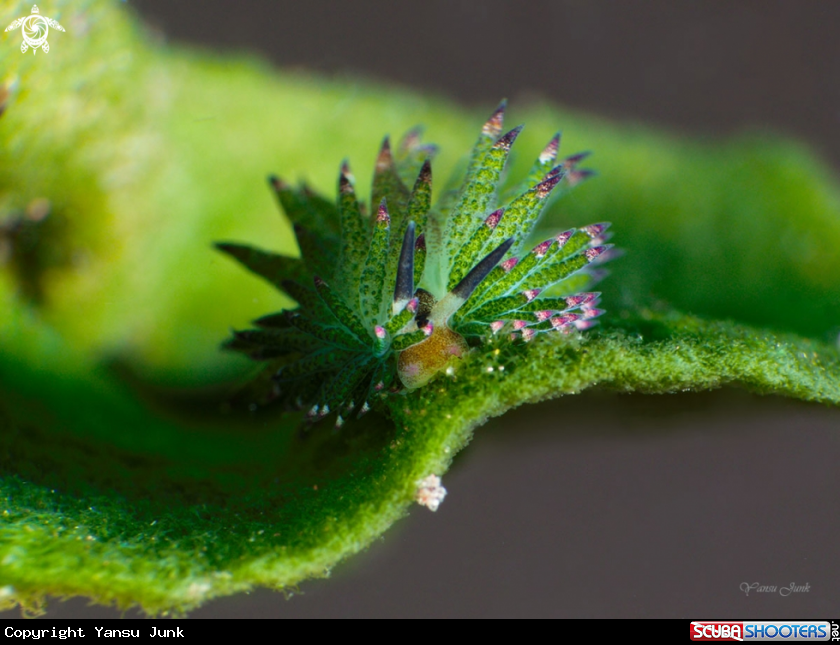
397,322 -> 468,390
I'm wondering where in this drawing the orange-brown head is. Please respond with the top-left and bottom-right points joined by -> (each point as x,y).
397,323 -> 469,390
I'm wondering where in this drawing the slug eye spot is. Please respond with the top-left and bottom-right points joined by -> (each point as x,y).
413,288 -> 436,328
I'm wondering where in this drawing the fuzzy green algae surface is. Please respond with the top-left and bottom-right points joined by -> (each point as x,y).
0,0 -> 839,614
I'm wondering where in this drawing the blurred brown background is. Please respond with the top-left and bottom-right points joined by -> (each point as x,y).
134,0 -> 840,168
14,0 -> 840,618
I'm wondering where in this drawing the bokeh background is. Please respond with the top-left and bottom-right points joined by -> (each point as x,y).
14,0 -> 840,618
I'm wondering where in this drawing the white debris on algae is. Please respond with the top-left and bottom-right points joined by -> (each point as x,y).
415,474 -> 447,512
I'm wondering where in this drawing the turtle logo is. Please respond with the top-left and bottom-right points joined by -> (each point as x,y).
5,5 -> 65,54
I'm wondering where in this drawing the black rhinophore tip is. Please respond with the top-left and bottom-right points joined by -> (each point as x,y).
393,221 -> 416,306
451,237 -> 515,300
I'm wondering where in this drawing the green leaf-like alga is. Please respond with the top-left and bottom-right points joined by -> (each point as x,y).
0,0 -> 838,616
1,303 -> 838,615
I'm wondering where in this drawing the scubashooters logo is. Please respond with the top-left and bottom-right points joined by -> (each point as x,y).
690,621 -> 832,641
5,5 -> 65,54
